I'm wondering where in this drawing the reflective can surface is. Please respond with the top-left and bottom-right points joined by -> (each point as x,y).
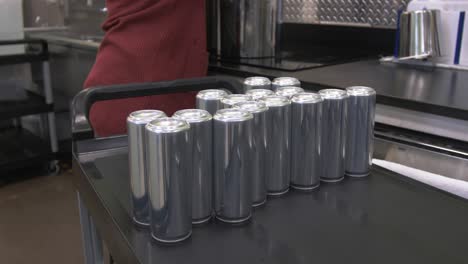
196,89 -> 230,115
146,118 -> 193,243
318,89 -> 349,183
243,76 -> 272,92
246,88 -> 274,100
259,95 -> 292,195
127,110 -> 166,227
345,86 -> 376,177
290,93 -> 323,190
173,109 -> 213,224
234,101 -> 269,206
275,86 -> 305,98
220,94 -> 252,108
213,108 -> 254,223
272,77 -> 301,90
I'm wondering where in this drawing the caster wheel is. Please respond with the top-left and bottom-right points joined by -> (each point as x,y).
46,161 -> 60,175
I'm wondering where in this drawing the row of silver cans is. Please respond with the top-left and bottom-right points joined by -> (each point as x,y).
243,76 -> 301,92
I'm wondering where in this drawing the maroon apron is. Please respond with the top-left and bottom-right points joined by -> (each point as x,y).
84,0 -> 208,137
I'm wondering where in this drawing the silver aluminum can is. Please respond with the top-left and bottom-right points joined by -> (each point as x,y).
196,89 -> 229,115
275,86 -> 305,98
173,109 -> 213,224
290,93 -> 323,190
318,89 -> 349,183
213,108 -> 254,223
127,110 -> 166,227
345,86 -> 376,177
259,95 -> 291,196
220,94 -> 252,108
146,118 -> 192,243
234,101 -> 269,207
245,88 -> 274,100
243,76 -> 272,92
272,77 -> 301,91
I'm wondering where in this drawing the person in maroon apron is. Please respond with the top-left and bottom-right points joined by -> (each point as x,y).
84,0 -> 208,137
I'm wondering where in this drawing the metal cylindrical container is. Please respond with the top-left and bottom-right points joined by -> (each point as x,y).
146,118 -> 193,243
213,108 -> 254,223
220,94 -> 252,108
345,86 -> 376,177
127,110 -> 166,227
290,93 -> 323,190
219,0 -> 277,58
234,101 -> 269,207
173,109 -> 213,224
272,77 -> 301,91
246,89 -> 274,100
258,95 -> 291,196
318,89 -> 349,183
196,89 -> 229,115
275,86 -> 304,98
243,76 -> 272,92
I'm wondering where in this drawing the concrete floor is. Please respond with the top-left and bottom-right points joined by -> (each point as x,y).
0,168 -> 84,264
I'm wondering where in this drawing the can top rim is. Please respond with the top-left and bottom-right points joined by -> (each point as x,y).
319,89 -> 349,99
245,89 -> 274,99
291,92 -> 323,104
275,86 -> 305,98
214,108 -> 253,122
259,95 -> 291,107
127,110 -> 166,124
196,89 -> 229,100
146,117 -> 190,133
346,86 -> 376,96
244,76 -> 271,86
272,77 -> 300,87
233,101 -> 268,113
220,94 -> 252,106
173,109 -> 212,123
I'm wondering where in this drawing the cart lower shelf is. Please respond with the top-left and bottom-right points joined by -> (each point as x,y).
0,127 -> 53,172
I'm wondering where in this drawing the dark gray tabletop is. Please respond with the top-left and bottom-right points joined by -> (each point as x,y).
210,59 -> 468,120
73,136 -> 468,264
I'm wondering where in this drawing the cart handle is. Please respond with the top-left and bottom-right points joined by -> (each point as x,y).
71,76 -> 243,140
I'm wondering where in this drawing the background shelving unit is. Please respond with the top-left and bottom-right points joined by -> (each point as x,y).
0,39 -> 58,173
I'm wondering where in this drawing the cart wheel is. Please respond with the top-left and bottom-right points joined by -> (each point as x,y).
46,161 -> 60,175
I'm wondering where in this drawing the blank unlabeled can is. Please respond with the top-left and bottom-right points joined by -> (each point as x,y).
213,108 -> 254,223
318,89 -> 349,183
127,110 -> 166,227
234,101 -> 269,207
220,94 -> 252,108
259,95 -> 291,196
272,77 -> 301,90
345,86 -> 376,177
243,76 -> 272,92
275,86 -> 304,98
173,109 -> 213,224
246,89 -> 274,100
290,93 -> 323,190
196,89 -> 229,115
146,118 -> 192,243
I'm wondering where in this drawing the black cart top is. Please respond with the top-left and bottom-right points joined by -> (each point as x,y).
73,135 -> 468,264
